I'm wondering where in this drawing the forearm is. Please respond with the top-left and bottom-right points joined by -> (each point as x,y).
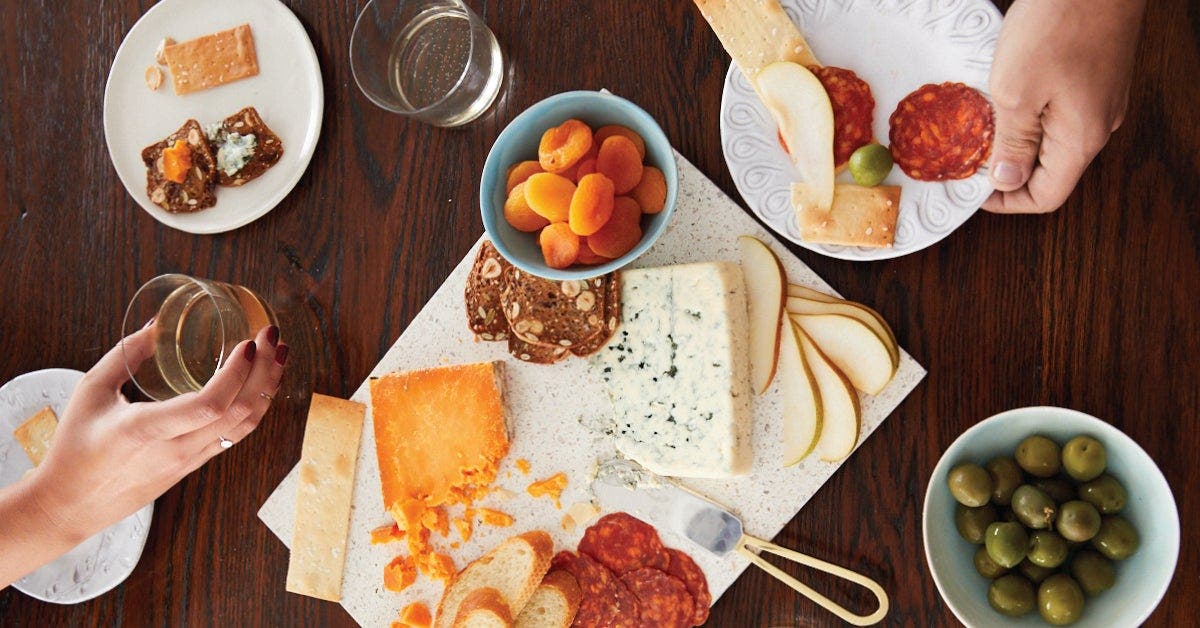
0,476 -> 84,590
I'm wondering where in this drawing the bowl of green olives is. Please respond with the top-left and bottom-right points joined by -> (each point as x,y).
923,407 -> 1179,627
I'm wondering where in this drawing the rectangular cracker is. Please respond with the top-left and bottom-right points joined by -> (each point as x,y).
693,0 -> 820,79
285,394 -> 366,602
164,24 -> 259,95
793,183 -> 901,248
13,406 -> 58,466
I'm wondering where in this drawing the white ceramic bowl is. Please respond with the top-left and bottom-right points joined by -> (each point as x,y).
923,407 -> 1179,627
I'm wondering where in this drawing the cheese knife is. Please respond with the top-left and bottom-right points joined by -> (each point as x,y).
592,459 -> 888,626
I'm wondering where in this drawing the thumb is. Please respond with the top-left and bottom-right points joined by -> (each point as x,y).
85,322 -> 156,392
988,100 -> 1044,192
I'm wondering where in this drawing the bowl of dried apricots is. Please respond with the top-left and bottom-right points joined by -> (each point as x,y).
480,91 -> 677,280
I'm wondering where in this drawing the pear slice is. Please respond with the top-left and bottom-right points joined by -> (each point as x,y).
796,325 -> 860,462
737,235 -> 787,395
792,313 -> 897,395
787,284 -> 902,368
779,317 -> 822,466
786,296 -> 899,368
788,283 -> 839,303
756,61 -> 834,213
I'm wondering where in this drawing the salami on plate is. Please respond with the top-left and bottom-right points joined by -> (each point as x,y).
888,81 -> 994,181
810,65 -> 876,168
578,512 -> 671,575
620,567 -> 696,628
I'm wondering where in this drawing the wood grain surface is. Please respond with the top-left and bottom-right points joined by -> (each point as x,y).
1,0 -> 1196,626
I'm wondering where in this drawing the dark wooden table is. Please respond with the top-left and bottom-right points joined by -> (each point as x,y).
1,0 -> 1196,625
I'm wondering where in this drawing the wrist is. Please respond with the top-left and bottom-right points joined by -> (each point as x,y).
24,467 -> 91,548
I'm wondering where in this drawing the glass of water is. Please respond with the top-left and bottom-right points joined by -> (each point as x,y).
350,0 -> 504,127
122,274 -> 278,401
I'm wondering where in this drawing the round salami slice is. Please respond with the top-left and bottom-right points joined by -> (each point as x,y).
620,567 -> 696,628
809,65 -> 876,168
579,513 -> 670,575
888,82 -> 995,181
664,549 -> 711,625
551,551 -> 640,628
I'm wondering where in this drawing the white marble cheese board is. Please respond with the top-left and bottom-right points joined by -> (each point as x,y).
258,151 -> 925,627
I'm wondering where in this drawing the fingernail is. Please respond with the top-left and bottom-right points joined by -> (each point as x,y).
992,161 -> 1024,187
142,316 -> 157,330
266,325 -> 280,347
244,341 -> 257,362
274,344 -> 290,366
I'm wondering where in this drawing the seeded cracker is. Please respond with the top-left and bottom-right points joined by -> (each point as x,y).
465,241 -> 512,341
500,267 -> 609,350
163,24 -> 259,95
210,106 -> 284,186
141,119 -> 218,212
569,271 -> 621,357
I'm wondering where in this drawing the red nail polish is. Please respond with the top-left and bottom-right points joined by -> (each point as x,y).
266,325 -> 280,347
244,341 -> 257,362
274,344 -> 289,366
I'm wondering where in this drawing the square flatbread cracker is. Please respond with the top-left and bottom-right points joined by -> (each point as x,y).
209,106 -> 284,186
794,183 -> 900,248
141,119 -> 218,212
163,24 -> 259,95
13,406 -> 58,467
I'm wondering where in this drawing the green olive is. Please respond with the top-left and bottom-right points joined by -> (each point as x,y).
1070,549 -> 1116,596
985,521 -> 1029,568
955,503 -> 997,544
974,545 -> 1010,579
1057,500 -> 1102,542
1032,477 -> 1078,504
1092,516 -> 1140,560
847,143 -> 894,187
1012,485 -> 1057,529
1016,435 -> 1062,478
1027,530 -> 1070,568
988,574 -> 1036,617
948,463 -> 994,507
1038,574 -> 1086,625
986,457 -> 1023,506
1079,474 -> 1127,514
1062,435 -> 1106,482
1019,559 -> 1056,584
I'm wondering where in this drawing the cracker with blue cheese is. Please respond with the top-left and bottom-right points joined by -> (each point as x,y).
207,106 -> 284,187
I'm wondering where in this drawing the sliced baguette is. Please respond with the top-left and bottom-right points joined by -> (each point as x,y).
434,531 -> 554,628
453,587 -> 514,628
514,571 -> 582,628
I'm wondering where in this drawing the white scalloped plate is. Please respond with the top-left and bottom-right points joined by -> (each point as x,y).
720,0 -> 1002,260
0,369 -> 153,604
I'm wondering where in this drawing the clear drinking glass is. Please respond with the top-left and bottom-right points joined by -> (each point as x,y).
122,274 -> 278,401
350,0 -> 504,127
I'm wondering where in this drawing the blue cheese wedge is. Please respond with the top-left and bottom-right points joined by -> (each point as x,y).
590,262 -> 753,478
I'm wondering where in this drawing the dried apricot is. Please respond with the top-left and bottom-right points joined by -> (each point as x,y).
629,166 -> 667,214
576,239 -> 612,265
596,136 -> 644,194
539,223 -> 581,269
588,196 -> 643,258
504,182 -> 551,232
595,125 -> 646,160
505,160 -> 543,194
571,158 -> 597,182
523,173 -> 576,223
568,173 -> 615,236
538,119 -> 593,173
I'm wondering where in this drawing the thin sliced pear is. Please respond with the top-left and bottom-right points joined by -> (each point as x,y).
796,325 -> 860,462
786,296 -> 899,368
793,313 -> 896,395
756,61 -> 834,212
737,235 -> 786,395
787,284 -> 902,365
779,317 -> 822,466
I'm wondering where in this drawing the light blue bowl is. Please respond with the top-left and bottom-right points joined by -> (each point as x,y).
480,91 -> 677,280
923,407 -> 1179,627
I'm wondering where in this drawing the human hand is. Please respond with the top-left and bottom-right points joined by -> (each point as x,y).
26,324 -> 288,545
982,0 -> 1145,213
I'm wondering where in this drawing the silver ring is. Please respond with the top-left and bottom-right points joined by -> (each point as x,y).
219,436 -> 234,449
259,391 -> 274,401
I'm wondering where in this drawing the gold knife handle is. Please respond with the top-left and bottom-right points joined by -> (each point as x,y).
735,534 -> 889,626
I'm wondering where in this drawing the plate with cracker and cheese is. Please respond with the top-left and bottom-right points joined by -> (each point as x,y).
103,0 -> 323,234
695,0 -> 1002,260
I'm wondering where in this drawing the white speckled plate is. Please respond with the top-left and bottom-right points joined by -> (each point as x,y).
258,151 -> 926,627
103,0 -> 323,234
720,0 -> 1002,260
0,369 -> 153,604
